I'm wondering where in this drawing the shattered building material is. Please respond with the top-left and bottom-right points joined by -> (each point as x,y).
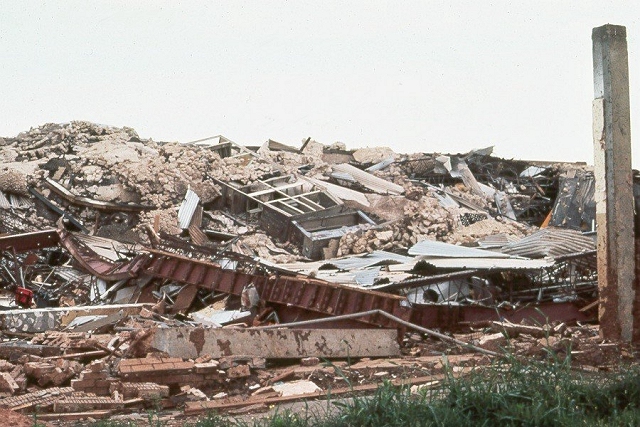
0,120 -> 634,422
0,304 -> 150,333
118,356 -> 223,388
331,163 -> 404,195
290,210 -> 377,259
43,177 -> 153,212
54,226 -> 414,329
29,188 -> 88,232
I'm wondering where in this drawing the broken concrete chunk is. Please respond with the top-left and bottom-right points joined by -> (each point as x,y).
352,147 -> 395,165
272,380 -> 322,397
0,373 -> 20,395
300,357 -> 320,367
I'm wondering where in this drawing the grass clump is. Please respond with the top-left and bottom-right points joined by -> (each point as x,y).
331,355 -> 640,427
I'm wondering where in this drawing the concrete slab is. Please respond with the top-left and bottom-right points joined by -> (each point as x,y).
147,327 -> 400,359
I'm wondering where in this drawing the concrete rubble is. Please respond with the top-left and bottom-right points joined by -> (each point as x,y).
0,121 -> 635,423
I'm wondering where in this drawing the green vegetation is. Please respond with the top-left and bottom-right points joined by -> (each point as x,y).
82,355 -> 640,427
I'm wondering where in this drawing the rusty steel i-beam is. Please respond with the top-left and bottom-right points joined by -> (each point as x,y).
592,24 -> 635,341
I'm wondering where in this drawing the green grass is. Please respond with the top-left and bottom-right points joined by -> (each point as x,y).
81,355 -> 640,427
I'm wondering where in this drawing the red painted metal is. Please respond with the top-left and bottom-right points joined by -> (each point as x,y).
0,229 -> 59,252
52,228 -> 599,331
57,229 -> 148,281
142,250 -> 411,329
410,300 -> 595,330
55,231 -> 412,329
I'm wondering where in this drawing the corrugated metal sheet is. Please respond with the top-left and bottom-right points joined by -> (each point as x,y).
424,257 -> 554,270
432,191 -> 459,208
477,233 -> 519,249
191,307 -> 252,326
316,269 -> 413,289
54,268 -> 90,283
403,282 -> 471,303
8,194 -> 33,209
276,250 -> 412,274
354,269 -> 380,286
0,192 -> 10,209
327,251 -> 413,270
330,172 -> 357,182
332,163 -> 404,195
501,227 -> 596,259
408,239 -> 510,258
178,189 -> 200,229
74,233 -> 144,261
305,177 -> 370,207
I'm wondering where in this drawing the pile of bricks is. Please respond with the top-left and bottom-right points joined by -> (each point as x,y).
23,359 -> 82,387
118,356 -> 224,388
71,361 -> 116,396
53,394 -> 124,413
114,382 -> 170,400
0,387 -> 75,413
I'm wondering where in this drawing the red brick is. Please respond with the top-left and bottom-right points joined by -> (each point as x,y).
228,365 -> 251,379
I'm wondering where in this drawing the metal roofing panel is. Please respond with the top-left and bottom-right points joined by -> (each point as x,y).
54,268 -> 91,283
274,251 -> 413,274
354,269 -> 380,286
9,194 -> 33,209
328,250 -> 414,270
425,258 -> 554,270
365,157 -> 395,172
477,233 -> 519,249
178,189 -> 200,229
332,163 -> 404,195
408,239 -> 510,258
73,233 -> 144,262
330,172 -> 357,182
0,192 -> 10,209
520,166 -> 548,178
501,228 -> 595,259
304,177 -> 370,207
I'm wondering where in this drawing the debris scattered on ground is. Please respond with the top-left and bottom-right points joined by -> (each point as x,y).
0,121 -> 626,423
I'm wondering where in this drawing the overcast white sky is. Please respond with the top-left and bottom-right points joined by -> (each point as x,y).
1,2 -> 638,165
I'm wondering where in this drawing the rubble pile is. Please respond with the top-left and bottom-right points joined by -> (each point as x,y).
0,121 -> 618,422
337,194 -> 457,256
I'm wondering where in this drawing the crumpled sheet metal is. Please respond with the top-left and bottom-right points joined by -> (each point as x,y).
56,228 -> 413,330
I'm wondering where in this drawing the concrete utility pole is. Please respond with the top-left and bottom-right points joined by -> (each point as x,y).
592,24 -> 634,341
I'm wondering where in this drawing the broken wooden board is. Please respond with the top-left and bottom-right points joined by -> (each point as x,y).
146,327 -> 400,359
